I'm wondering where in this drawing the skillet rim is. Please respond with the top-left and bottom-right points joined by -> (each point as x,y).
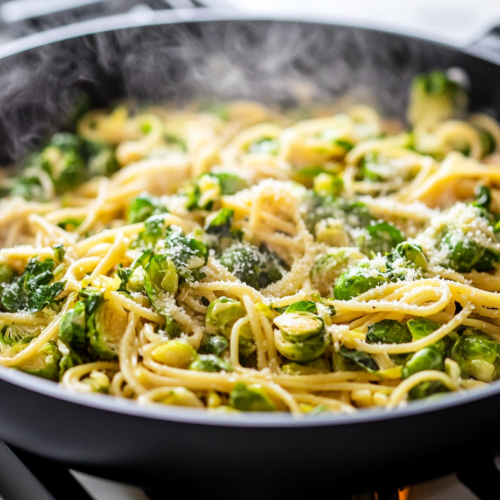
0,6 -> 476,60
0,8 -> 499,429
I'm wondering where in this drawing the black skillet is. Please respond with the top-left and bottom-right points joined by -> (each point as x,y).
1,7 -> 500,497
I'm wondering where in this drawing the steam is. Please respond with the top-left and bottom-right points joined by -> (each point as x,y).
0,18 -> 463,164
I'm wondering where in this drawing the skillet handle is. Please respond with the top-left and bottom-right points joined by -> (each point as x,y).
467,27 -> 500,66
0,442 -> 93,500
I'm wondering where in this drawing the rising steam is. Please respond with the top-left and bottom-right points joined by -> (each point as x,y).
0,18 -> 465,164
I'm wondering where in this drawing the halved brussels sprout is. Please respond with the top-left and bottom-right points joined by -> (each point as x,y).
205,297 -> 245,337
144,255 -> 178,303
334,263 -> 390,301
310,250 -> 353,296
59,300 -> 87,351
16,341 -> 61,381
204,208 -> 234,237
164,227 -> 208,282
274,312 -> 324,343
313,173 -> 343,197
275,329 -> 329,363
367,319 -> 412,345
439,230 -> 499,273
85,141 -> 119,178
127,266 -> 147,294
88,300 -> 128,360
152,340 -> 198,369
219,244 -> 283,290
40,133 -> 86,193
390,242 -> 428,270
358,221 -> 404,256
452,328 -> 500,382
127,193 -> 168,224
199,335 -> 229,357
229,382 -> 277,412
402,345 -> 444,379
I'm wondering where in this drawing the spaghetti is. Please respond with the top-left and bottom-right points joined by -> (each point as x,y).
1,70 -> 500,415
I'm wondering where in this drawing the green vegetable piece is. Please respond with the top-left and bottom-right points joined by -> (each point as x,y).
304,194 -> 374,235
367,319 -> 412,345
479,130 -> 496,157
408,380 -> 449,401
361,221 -> 404,255
229,382 -> 277,412
59,301 -> 87,351
85,141 -> 118,177
247,137 -> 280,155
127,266 -> 146,294
1,258 -> 65,313
339,346 -> 378,373
310,250 -> 352,296
145,255 -> 178,297
274,312 -> 324,343
152,341 -> 198,368
313,173 -> 343,197
452,328 -> 500,382
238,323 -> 256,359
205,208 -> 234,237
334,264 -> 390,301
16,341 -> 61,381
213,173 -> 247,195
472,185 -> 492,212
0,264 -> 16,292
402,345 -> 444,379
164,227 -> 208,282
284,301 -> 317,314
88,300 -> 128,360
57,218 -> 83,232
219,244 -> 283,290
274,329 -> 328,363
11,174 -> 46,201
40,133 -> 86,193
132,214 -> 166,249
407,318 -> 441,341
360,154 -> 383,182
185,173 -> 247,210
58,347 -> 84,379
163,311 -> 183,340
53,244 -> 66,263
206,297 -> 245,337
199,335 -> 229,356
164,133 -> 187,152
189,354 -> 233,373
439,230 -> 499,273
281,358 -> 330,375
408,70 -> 468,126
128,193 -> 168,224
390,242 -> 428,269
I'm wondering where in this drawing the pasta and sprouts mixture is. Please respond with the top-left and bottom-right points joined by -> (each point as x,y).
1,70 -> 500,415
